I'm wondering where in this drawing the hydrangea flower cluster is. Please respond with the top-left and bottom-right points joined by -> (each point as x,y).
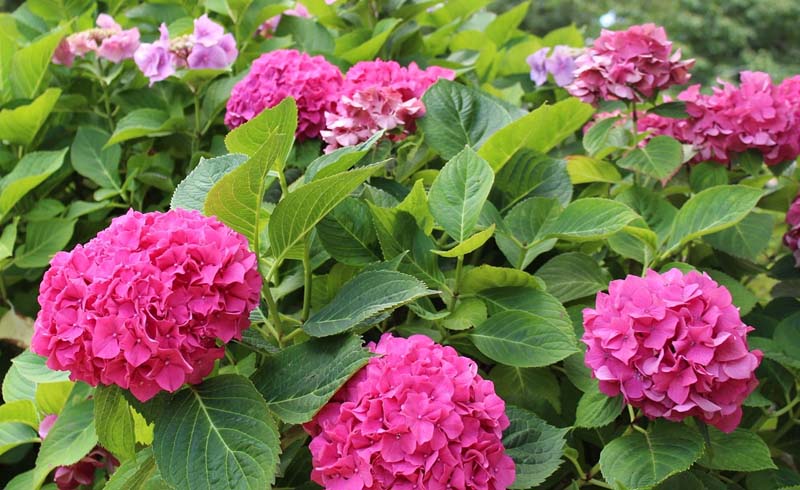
784,193 -> 800,267
134,14 -> 237,85
30,209 -> 261,402
527,45 -> 580,87
52,14 -> 140,67
304,334 -> 515,490
639,72 -> 800,165
321,59 -> 455,152
224,49 -> 343,139
582,268 -> 762,432
566,23 -> 694,104
258,2 -> 310,38
39,414 -> 120,490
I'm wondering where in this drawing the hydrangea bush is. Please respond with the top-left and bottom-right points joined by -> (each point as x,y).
0,2 -> 798,490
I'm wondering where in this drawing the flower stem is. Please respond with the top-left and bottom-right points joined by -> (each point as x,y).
301,237 -> 312,322
192,89 -> 202,157
450,255 -> 464,311
586,478 -> 613,489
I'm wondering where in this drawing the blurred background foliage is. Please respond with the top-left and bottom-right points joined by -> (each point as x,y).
498,0 -> 800,85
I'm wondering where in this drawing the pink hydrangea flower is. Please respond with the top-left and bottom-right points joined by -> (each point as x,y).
224,49 -> 344,139
258,2 -> 311,38
52,14 -> 140,67
582,269 -> 762,432
187,14 -> 238,69
784,193 -> 800,266
566,23 -> 694,104
38,414 -> 119,490
640,72 -> 800,166
134,24 -> 174,85
304,334 -> 515,490
30,209 -> 262,402
321,59 -> 455,151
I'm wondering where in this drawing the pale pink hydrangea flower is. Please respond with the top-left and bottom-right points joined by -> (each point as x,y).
321,59 -> 455,152
582,269 -> 762,432
30,209 -> 262,402
304,333 -> 516,490
566,23 -> 694,104
258,2 -> 311,38
784,193 -> 800,266
224,49 -> 344,139
38,414 -> 120,490
134,24 -> 174,85
52,14 -> 140,67
639,72 -> 800,165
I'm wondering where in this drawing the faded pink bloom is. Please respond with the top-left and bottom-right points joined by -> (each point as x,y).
304,334 -> 515,490
38,414 -> 119,490
582,269 -> 762,432
566,23 -> 694,104
784,193 -> 800,266
641,72 -> 800,165
321,59 -> 455,151
258,2 -> 311,38
30,209 -> 261,402
224,49 -> 344,139
187,14 -> 237,69
52,14 -> 140,66
97,27 -> 140,63
134,24 -> 174,85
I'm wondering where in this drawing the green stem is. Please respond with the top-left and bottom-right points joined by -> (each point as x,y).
564,452 -> 586,480
301,238 -> 312,322
192,89 -> 202,157
95,59 -> 114,132
282,328 -> 305,344
772,395 -> 800,418
586,478 -> 613,489
277,169 -> 290,199
450,255 -> 464,311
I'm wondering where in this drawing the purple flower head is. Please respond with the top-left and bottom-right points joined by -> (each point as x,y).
546,45 -> 578,86
526,47 -> 549,86
134,24 -> 174,85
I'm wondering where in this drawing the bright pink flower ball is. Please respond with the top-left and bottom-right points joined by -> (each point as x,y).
784,194 -> 800,267
321,59 -> 455,152
566,23 -> 694,104
304,334 -> 516,490
30,209 -> 262,402
582,269 -> 762,432
224,49 -> 344,139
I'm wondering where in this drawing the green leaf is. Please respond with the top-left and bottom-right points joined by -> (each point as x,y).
617,135 -> 683,181
337,18 -> 399,63
503,405 -> 568,489
0,400 -> 38,427
600,421 -> 705,490
566,155 -> 621,184
478,287 -> 575,340
536,252 -> 611,303
275,16 -> 334,54
485,1 -> 530,45
316,197 -> 380,265
488,365 -> 561,414
14,218 -> 75,268
0,149 -> 66,219
564,353 -> 596,393
689,162 -> 728,192
35,381 -> 72,415
574,387 -> 623,428
478,98 -> 594,172
305,131 -> 383,181
433,224 -> 495,257
251,335 -> 371,424
442,297 -> 488,331
71,126 -> 122,190
542,198 -> 638,241
428,147 -> 494,242
460,265 -> 543,294
698,427 -> 775,472
649,101 -> 689,119
470,310 -> 578,367
270,163 -> 383,262
11,351 -> 70,383
703,212 -> 773,261
616,186 -> 678,245
495,150 -> 572,209
171,154 -> 247,211
0,221 -> 17,260
27,0 -> 92,21
495,197 -> 561,269
0,87 -> 60,145
0,422 -> 39,457
33,399 -> 98,488
419,79 -> 512,159
206,98 -> 297,246
396,179 -> 435,234
105,447 -> 158,490
152,375 -> 281,490
303,270 -> 437,337
664,185 -> 764,252
11,29 -> 63,99
94,385 -> 136,462
583,116 -> 628,158
107,109 -> 176,145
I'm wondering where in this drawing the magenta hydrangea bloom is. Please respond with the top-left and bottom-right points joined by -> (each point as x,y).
566,23 -> 694,104
30,209 -> 261,402
304,334 -> 515,490
224,49 -> 344,139
582,269 -> 762,432
258,2 -> 311,38
784,194 -> 800,266
321,59 -> 455,151
39,414 -> 119,490
52,14 -> 140,67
